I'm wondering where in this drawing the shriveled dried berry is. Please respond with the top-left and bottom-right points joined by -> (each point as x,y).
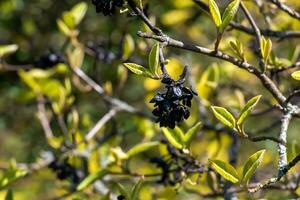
150,67 -> 197,129
91,0 -> 124,16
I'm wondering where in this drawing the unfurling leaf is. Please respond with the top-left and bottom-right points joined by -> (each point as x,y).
230,40 -> 245,60
237,95 -> 261,126
123,63 -> 153,78
208,0 -> 222,28
261,37 -> 272,63
242,150 -> 265,184
292,70 -> 300,81
220,0 -> 240,32
162,128 -> 184,149
184,122 -> 202,147
211,106 -> 236,128
209,159 -> 239,183
149,42 -> 160,76
126,141 -> 160,157
77,169 -> 108,191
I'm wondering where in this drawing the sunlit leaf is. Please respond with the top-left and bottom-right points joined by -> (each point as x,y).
209,159 -> 239,183
208,0 -> 222,28
261,37 -> 272,63
237,95 -> 261,126
70,2 -> 88,26
242,150 -> 265,184
220,0 -> 240,32
292,70 -> 300,81
0,44 -> 18,58
77,169 -> 108,191
122,34 -> 135,60
126,141 -> 160,157
162,128 -> 184,149
184,122 -> 202,147
57,19 -> 71,36
149,42 -> 160,76
123,63 -> 153,78
211,106 -> 236,128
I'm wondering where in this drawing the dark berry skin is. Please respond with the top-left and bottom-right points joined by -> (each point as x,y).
150,67 -> 197,129
35,52 -> 64,69
91,0 -> 124,16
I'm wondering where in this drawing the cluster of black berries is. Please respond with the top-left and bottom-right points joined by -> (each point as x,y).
48,159 -> 81,184
86,41 -> 116,63
91,0 -> 124,16
150,68 -> 197,129
35,52 -> 64,69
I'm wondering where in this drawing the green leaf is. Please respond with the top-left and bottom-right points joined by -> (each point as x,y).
211,106 -> 236,128
148,42 -> 160,76
230,40 -> 244,60
123,63 -> 153,78
237,95 -> 261,126
70,2 -> 88,26
131,177 -> 144,200
18,70 -> 41,93
122,34 -> 135,60
292,70 -> 300,81
116,183 -> 130,200
209,159 -> 239,183
76,169 -> 108,191
184,122 -> 202,147
5,190 -> 13,200
261,37 -> 272,63
220,0 -> 240,32
242,150 -> 265,184
126,141 -> 160,157
62,11 -> 75,29
0,168 -> 27,189
0,44 -> 18,58
57,19 -> 72,36
162,128 -> 184,149
208,0 -> 222,28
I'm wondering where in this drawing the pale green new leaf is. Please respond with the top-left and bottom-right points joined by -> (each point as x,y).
261,37 -> 272,63
123,63 -> 153,78
211,106 -> 236,128
0,44 -> 18,58
209,159 -> 239,183
242,150 -> 265,183
237,95 -> 261,125
57,19 -> 71,36
131,177 -> 144,200
221,0 -> 240,32
208,0 -> 222,28
77,169 -> 108,191
126,141 -> 160,157
184,122 -> 202,147
122,34 -> 135,60
162,128 -> 184,149
292,70 -> 300,81
148,42 -> 160,76
70,2 -> 88,26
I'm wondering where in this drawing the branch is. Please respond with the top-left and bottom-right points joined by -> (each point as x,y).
84,108 -> 119,142
269,0 -> 300,21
